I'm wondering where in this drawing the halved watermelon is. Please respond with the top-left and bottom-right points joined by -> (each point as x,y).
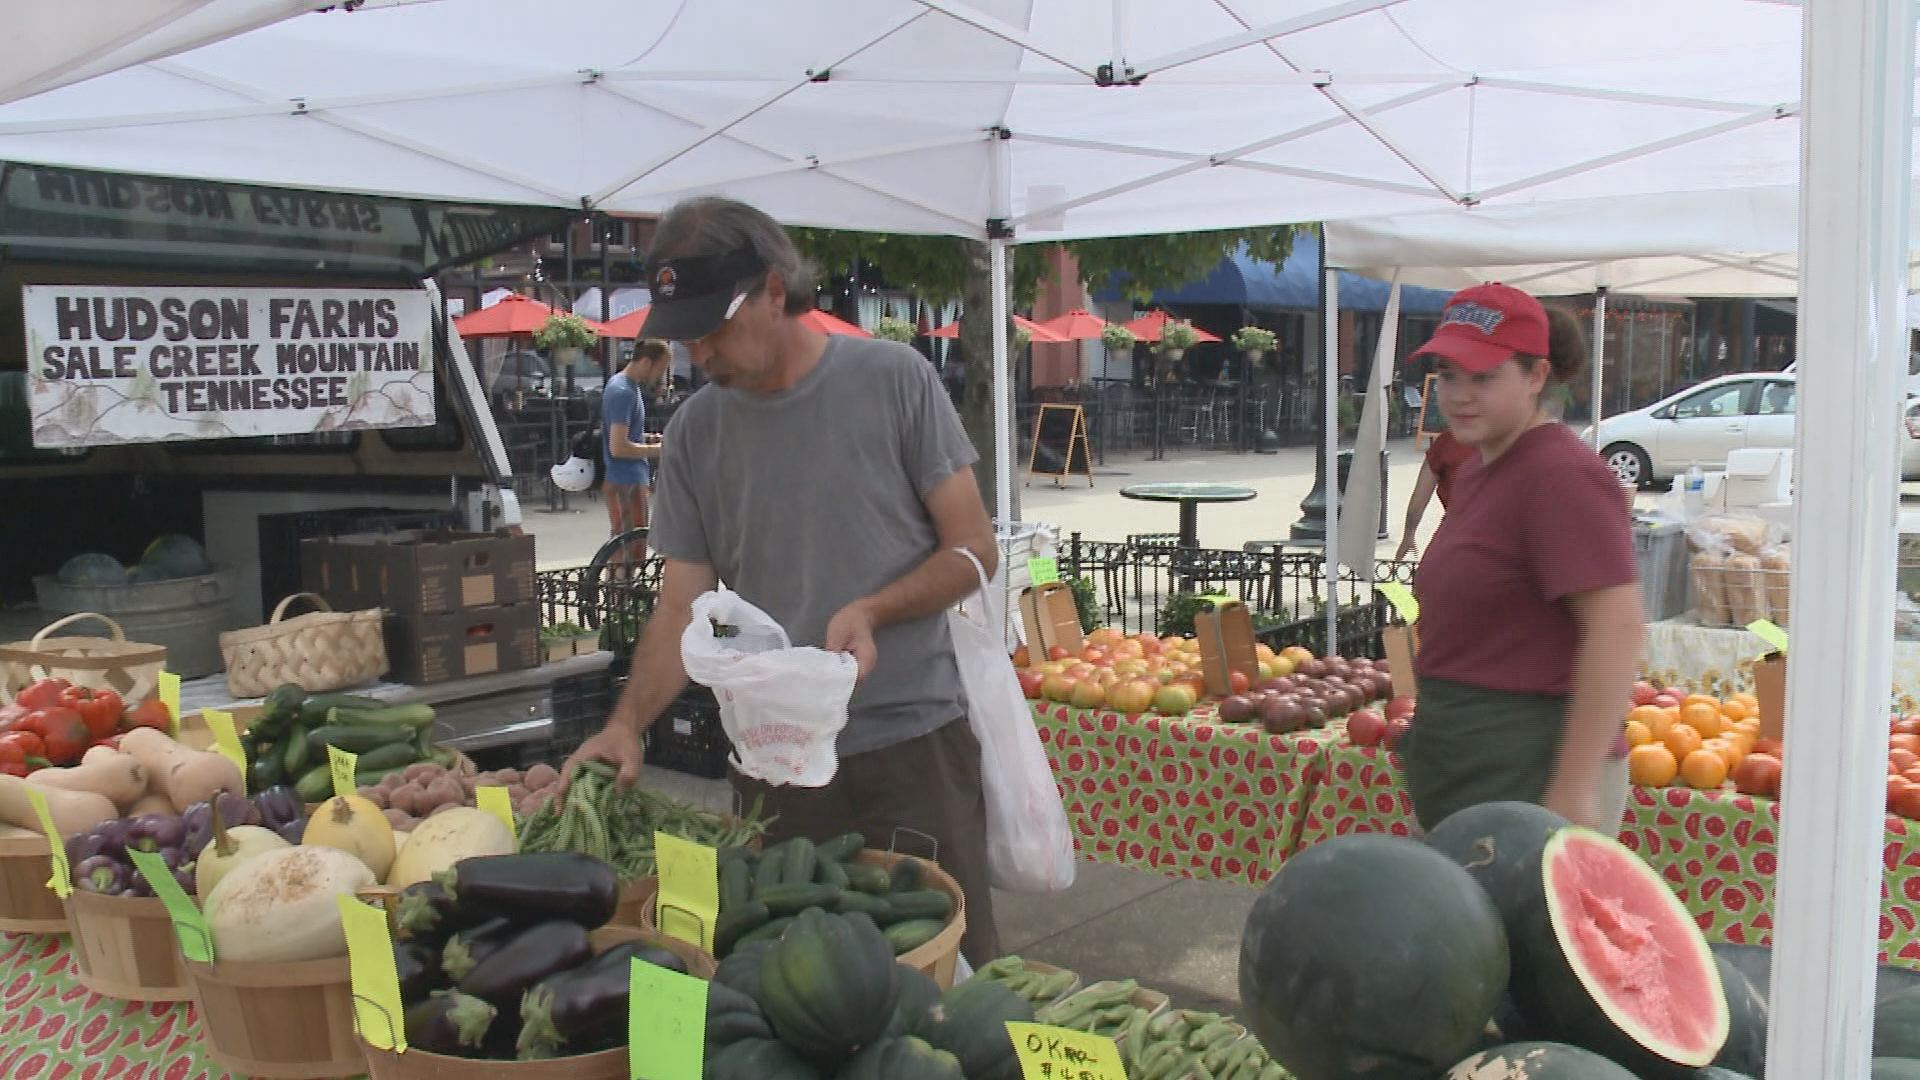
1239,834 -> 1510,1079
1444,1040 -> 1636,1078
1524,827 -> 1730,1070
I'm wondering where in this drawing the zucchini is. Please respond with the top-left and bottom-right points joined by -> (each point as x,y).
717,845 -> 757,868
294,764 -> 333,803
833,891 -> 892,920
878,889 -> 952,924
281,728 -> 311,776
757,883 -> 841,917
845,863 -> 893,895
329,703 -> 437,729
888,857 -> 924,892
356,741 -> 423,772
299,692 -> 387,726
306,723 -> 416,753
719,859 -> 753,911
733,915 -> 794,950
815,831 -> 865,864
884,918 -> 946,955
781,838 -> 816,887
814,859 -> 849,891
713,900 -> 770,957
752,848 -> 787,898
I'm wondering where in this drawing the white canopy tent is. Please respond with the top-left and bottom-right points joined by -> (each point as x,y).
0,0 -> 1905,1069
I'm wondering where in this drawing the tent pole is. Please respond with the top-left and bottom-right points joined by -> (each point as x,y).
990,237 -> 1013,528
1590,284 -> 1608,447
1767,0 -> 1911,1074
1322,224 -> 1341,654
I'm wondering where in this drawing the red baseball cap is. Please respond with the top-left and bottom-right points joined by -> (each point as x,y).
1409,283 -> 1549,373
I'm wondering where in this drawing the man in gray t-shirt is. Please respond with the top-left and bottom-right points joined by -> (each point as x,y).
561,196 -> 1002,963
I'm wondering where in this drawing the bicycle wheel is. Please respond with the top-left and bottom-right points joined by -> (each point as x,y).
579,527 -> 649,630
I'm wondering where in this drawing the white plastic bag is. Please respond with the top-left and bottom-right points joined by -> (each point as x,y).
949,548 -> 1077,894
680,589 -> 858,787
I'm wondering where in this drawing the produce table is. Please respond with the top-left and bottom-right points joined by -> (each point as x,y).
1645,617 -> 1920,710
1030,702 -> 1331,887
0,931 -> 225,1079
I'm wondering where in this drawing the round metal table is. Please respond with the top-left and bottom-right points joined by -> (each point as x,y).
1119,482 -> 1258,548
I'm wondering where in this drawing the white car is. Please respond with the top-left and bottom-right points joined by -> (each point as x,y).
1592,372 -> 1920,487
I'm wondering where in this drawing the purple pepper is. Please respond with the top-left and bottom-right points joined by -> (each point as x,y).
65,831 -> 106,868
72,855 -> 126,894
172,867 -> 196,896
181,802 -> 213,859
156,845 -> 186,871
252,786 -> 303,832
277,819 -> 307,846
93,819 -> 130,859
214,792 -> 260,829
124,814 -> 177,854
127,872 -> 154,898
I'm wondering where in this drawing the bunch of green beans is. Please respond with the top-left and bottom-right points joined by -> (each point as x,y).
517,760 -> 771,879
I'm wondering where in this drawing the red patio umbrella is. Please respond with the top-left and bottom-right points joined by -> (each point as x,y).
798,309 -> 872,337
927,315 -> 1067,343
1124,310 -> 1222,343
452,294 -> 615,338
1029,308 -> 1111,341
598,306 -> 651,339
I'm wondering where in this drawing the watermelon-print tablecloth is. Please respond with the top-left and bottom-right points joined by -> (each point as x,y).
1030,703 -> 1331,887
0,931 -> 229,1080
1295,740 -> 1418,849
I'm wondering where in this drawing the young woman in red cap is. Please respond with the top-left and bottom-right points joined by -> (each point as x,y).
1403,284 -> 1643,833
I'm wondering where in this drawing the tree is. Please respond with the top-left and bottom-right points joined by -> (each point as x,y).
789,225 -> 1298,517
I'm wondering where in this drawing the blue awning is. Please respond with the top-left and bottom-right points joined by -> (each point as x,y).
1097,231 -> 1452,316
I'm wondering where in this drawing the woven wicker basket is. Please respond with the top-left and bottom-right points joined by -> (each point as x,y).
0,612 -> 167,706
219,592 -> 386,698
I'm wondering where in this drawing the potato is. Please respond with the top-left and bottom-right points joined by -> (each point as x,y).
383,808 -> 412,831
402,762 -> 441,784
424,777 -> 464,810
360,786 -> 391,810
429,802 -> 462,817
388,786 -> 420,816
380,771 -> 408,792
493,768 -> 523,786
506,784 -> 529,804
524,763 -> 559,790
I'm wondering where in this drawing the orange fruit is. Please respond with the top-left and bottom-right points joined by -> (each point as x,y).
1629,743 -> 1680,787
1681,748 -> 1730,790
1684,693 -> 1723,711
1680,702 -> 1725,738
1731,691 -> 1759,709
1720,698 -> 1752,723
1702,738 -> 1742,772
1624,719 -> 1653,747
1734,717 -> 1761,736
1627,704 -> 1667,727
1664,723 -> 1705,761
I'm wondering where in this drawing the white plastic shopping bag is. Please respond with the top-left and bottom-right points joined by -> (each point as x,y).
680,589 -> 859,787
949,548 -> 1077,893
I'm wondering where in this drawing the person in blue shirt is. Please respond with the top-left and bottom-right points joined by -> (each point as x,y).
601,339 -> 671,559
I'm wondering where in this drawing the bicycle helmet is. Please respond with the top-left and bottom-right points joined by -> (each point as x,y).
550,454 -> 596,492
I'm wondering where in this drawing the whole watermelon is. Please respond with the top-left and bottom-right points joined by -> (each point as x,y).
1239,834 -> 1510,1079
56,552 -> 128,587
1444,1040 -> 1636,1077
139,534 -> 211,579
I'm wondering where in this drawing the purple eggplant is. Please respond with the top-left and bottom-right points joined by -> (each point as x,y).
395,880 -> 492,940
440,918 -> 517,982
395,939 -> 445,1005
456,921 -> 592,1011
72,855 -> 126,894
404,991 -> 496,1058
515,952 -> 633,1059
432,853 -> 617,931
251,786 -> 303,832
125,814 -> 185,854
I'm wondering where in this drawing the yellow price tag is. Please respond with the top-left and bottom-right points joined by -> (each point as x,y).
1027,557 -> 1061,585
1748,619 -> 1789,655
128,849 -> 213,963
475,787 -> 516,841
1006,1021 -> 1128,1080
653,832 -> 719,953
337,895 -> 407,1052
158,671 -> 181,737
201,709 -> 247,794
628,957 -> 707,1080
23,787 -> 71,899
1198,593 -> 1235,607
1376,582 -> 1420,624
328,745 -> 358,801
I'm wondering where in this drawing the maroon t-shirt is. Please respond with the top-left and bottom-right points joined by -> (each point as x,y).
1424,430 -> 1477,509
1413,423 -> 1637,696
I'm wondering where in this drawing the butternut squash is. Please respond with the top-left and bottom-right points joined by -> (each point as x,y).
0,773 -> 116,837
118,728 -> 242,812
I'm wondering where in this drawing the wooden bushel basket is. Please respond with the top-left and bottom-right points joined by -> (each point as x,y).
186,954 -> 364,1078
220,592 -> 387,698
0,612 -> 167,707
0,823 -> 67,934
63,890 -> 193,1001
358,926 -> 714,1079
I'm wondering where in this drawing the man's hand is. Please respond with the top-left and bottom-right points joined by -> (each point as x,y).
560,723 -> 645,792
824,601 -> 879,683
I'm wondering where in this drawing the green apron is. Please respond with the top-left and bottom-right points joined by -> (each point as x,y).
1404,676 -> 1567,832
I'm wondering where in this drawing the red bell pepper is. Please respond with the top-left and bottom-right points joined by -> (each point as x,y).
120,698 -> 172,734
21,707 -> 89,765
58,686 -> 122,741
0,730 -> 48,763
0,702 -> 25,732
15,678 -> 69,711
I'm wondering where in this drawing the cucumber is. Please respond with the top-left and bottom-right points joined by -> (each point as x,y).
328,703 -> 437,729
298,693 -> 387,726
884,918 -> 946,955
294,764 -> 333,803
878,889 -> 952,924
888,856 -> 924,892
815,831 -> 866,864
305,723 -> 416,753
717,845 -> 757,868
845,863 -> 893,895
814,859 -> 849,891
280,728 -> 311,776
833,891 -> 892,920
781,838 -> 816,887
713,900 -> 770,957
753,847 -> 787,898
249,747 -> 282,792
734,915 -> 794,950
354,741 -> 422,772
355,765 -> 409,788
757,883 -> 841,917
719,859 -> 753,911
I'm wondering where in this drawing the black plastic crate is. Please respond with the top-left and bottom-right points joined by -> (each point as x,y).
548,668 -> 615,762
645,685 -> 730,779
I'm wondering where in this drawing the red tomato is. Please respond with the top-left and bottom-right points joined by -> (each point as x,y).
119,698 -> 172,733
